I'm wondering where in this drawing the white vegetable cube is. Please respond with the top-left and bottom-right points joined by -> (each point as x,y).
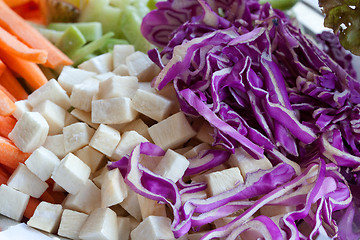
130,216 -> 174,240
63,179 -> 101,214
95,72 -> 116,81
74,146 -> 106,173
120,186 -> 141,221
32,100 -> 66,135
153,149 -> 190,183
121,119 -> 151,141
43,134 -> 66,158
183,143 -> 211,159
25,146 -> 60,181
65,111 -> 79,126
137,195 -> 166,220
71,108 -> 100,129
205,167 -> 244,197
79,208 -> 118,240
27,79 -> 71,110
131,89 -> 174,122
126,51 -> 160,82
110,131 -> 148,161
57,66 -> 96,94
98,76 -> 138,99
113,44 -> 135,68
13,100 -> 32,120
101,168 -> 128,208
113,64 -> 129,76
148,112 -> 197,150
90,124 -> 121,157
0,184 -> 29,221
58,209 -> 88,239
63,122 -> 95,153
92,97 -> 138,124
8,111 -> 49,153
117,217 -> 131,240
78,52 -> 113,74
27,202 -> 63,233
181,191 -> 207,205
70,78 -> 100,112
51,153 -> 91,194
195,121 -> 214,144
92,166 -> 109,188
228,148 -> 272,180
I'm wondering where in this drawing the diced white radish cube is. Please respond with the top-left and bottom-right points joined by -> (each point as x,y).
190,164 -> 228,183
195,121 -> 214,145
228,148 -> 272,180
92,166 -> 109,188
65,111 -> 79,126
8,111 -> 49,153
63,179 -> 101,214
43,134 -> 66,158
0,184 -> 29,221
148,112 -> 196,150
92,97 -> 138,124
205,167 -> 243,197
126,51 -> 160,82
74,146 -> 106,173
89,124 -> 121,157
63,122 -> 95,153
137,195 -> 166,220
79,208 -> 118,240
183,143 -> 211,159
25,146 -> 60,181
110,131 -> 148,161
121,119 -> 151,141
27,202 -> 63,233
101,168 -> 128,208
181,190 -> 207,205
51,153 -> 91,194
53,182 -> 66,192
113,44 -> 135,69
57,66 -> 96,94
117,217 -> 131,240
131,89 -> 174,122
58,209 -> 88,239
32,100 -> 66,135
70,78 -> 100,112
153,149 -> 189,183
27,79 -> 71,110
95,72 -> 116,81
98,76 -> 138,100
13,100 -> 32,120
78,52 -> 113,74
110,204 -> 128,217
113,64 -> 129,76
139,155 -> 163,172
120,186 -> 141,221
130,216 -> 174,240
71,108 -> 99,129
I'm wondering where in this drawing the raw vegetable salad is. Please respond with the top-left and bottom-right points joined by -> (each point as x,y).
0,0 -> 359,240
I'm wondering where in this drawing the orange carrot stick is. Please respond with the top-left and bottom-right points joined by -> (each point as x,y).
23,197 -> 40,219
3,0 -> 33,8
0,84 -> 16,102
0,48 -> 48,90
0,68 -> 28,100
0,26 -> 47,63
12,1 -> 45,25
0,136 -> 30,169
0,1 -> 73,69
0,115 -> 16,138
0,166 -> 9,185
0,59 -> 5,76
0,88 -> 16,116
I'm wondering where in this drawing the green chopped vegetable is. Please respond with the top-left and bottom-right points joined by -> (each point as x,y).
56,26 -> 86,54
48,22 -> 102,42
259,0 -> 299,10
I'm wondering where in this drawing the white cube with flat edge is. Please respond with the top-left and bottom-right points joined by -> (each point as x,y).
27,78 -> 71,110
117,217 -> 131,240
32,100 -> 66,135
137,194 -> 166,220
0,184 -> 29,221
120,186 -> 142,221
74,146 -> 106,173
51,153 -> 91,194
70,78 -> 100,112
58,209 -> 88,239
25,146 -> 60,181
79,208 -> 118,240
205,167 -> 244,197
121,119 -> 151,141
148,112 -> 197,150
8,111 -> 49,153
113,44 -> 135,68
27,202 -> 63,233
113,64 -> 129,76
126,51 -> 160,82
110,130 -> 148,161
130,216 -> 174,240
12,99 -> 32,120
57,66 -> 96,94
78,52 -> 113,74
64,111 -> 79,126
70,108 -> 100,129
98,76 -> 138,100
101,168 -> 128,208
89,124 -> 121,157
63,122 -> 95,153
42,134 -> 66,158
91,97 -> 138,124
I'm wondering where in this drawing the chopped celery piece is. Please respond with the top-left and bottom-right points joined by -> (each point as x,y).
97,38 -> 129,54
48,22 -> 102,42
56,26 -> 86,55
37,28 -> 64,44
109,0 -> 130,8
69,32 -> 115,65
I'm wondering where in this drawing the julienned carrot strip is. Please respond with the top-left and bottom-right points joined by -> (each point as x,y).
0,59 -> 5,76
0,26 -> 47,63
0,48 -> 48,90
0,68 -> 28,100
23,197 -> 40,219
0,1 -> 73,69
0,136 -> 30,169
0,166 -> 9,185
3,0 -> 33,8
0,115 -> 16,138
0,88 -> 16,116
0,84 -> 16,102
12,1 -> 45,25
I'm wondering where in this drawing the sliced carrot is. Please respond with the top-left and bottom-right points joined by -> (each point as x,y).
0,68 -> 29,100
11,1 -> 45,26
0,166 -> 9,185
0,115 -> 16,138
0,136 -> 30,169
0,1 -> 73,69
0,59 -> 5,76
3,0 -> 33,8
23,197 -> 40,219
0,48 -> 48,90
0,88 -> 16,116
0,84 -> 16,102
0,26 -> 47,63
